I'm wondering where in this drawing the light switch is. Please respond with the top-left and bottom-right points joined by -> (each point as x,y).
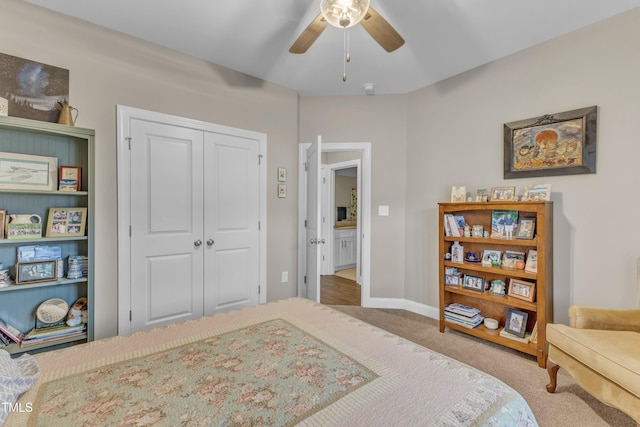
378,205 -> 390,216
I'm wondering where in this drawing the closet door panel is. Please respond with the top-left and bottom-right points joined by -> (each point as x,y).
130,120 -> 205,331
203,132 -> 260,314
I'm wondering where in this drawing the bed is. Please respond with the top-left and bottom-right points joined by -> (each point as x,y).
5,298 -> 537,426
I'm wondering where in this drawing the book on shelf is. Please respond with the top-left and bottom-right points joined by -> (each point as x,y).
0,318 -> 24,343
446,214 -> 461,237
443,214 -> 453,236
530,321 -> 538,343
20,324 -> 86,347
445,313 -> 484,329
499,327 -> 532,343
444,303 -> 481,317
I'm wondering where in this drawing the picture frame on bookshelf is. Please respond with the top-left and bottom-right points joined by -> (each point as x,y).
508,278 -> 536,302
515,218 -> 536,239
445,274 -> 460,286
0,152 -> 58,191
524,250 -> 538,273
16,260 -> 57,284
475,188 -> 488,202
451,186 -> 466,202
489,280 -> 506,296
491,210 -> 518,239
481,249 -> 502,267
59,166 -> 82,192
44,207 -> 87,237
462,274 -> 485,292
505,308 -> 529,338
502,250 -> 525,269
490,186 -> 515,201
521,184 -> 551,201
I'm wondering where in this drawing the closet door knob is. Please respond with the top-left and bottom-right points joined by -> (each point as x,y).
194,240 -> 202,247
207,239 -> 214,247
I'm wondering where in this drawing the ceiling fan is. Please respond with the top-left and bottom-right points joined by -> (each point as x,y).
289,1 -> 405,54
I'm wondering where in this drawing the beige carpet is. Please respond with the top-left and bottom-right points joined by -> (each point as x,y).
330,306 -> 636,427
335,267 -> 356,281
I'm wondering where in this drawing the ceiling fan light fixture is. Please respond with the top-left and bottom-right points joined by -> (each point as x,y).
320,0 -> 371,29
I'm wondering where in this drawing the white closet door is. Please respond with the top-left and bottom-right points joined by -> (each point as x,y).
129,119 -> 204,331
203,132 -> 260,314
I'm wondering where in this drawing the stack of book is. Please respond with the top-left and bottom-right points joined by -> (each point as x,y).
0,318 -> 24,347
499,327 -> 532,343
20,324 -> 86,348
67,255 -> 89,279
444,303 -> 483,329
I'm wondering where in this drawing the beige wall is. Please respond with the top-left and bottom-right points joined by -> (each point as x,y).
2,0 -> 299,339
299,95 -> 408,298
301,8 -> 640,322
405,8 -> 640,323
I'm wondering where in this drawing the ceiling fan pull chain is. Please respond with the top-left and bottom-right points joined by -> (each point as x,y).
342,28 -> 353,82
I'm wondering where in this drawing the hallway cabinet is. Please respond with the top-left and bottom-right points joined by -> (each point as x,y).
334,228 -> 356,270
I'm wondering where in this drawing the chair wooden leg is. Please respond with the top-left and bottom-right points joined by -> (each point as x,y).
546,359 -> 560,393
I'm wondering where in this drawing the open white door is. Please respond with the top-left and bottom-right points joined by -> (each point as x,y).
304,135 -> 322,301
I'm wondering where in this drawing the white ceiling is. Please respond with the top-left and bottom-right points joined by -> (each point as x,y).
24,0 -> 640,96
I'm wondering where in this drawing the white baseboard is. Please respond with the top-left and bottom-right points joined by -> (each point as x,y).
363,298 -> 439,320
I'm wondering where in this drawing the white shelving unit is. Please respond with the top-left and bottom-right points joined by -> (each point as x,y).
0,116 -> 94,354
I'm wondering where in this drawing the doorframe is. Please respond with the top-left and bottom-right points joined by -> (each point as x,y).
116,105 -> 267,335
297,142 -> 371,304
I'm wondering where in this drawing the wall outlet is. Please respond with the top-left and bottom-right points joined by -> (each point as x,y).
281,271 -> 288,283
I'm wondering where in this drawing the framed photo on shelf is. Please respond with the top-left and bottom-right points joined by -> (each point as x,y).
515,218 -> 536,239
451,186 -> 466,202
462,274 -> 485,292
44,207 -> 87,237
489,280 -> 506,296
490,186 -> 515,201
16,260 -> 57,284
491,210 -> 518,239
0,152 -> 58,191
505,308 -> 529,338
521,184 -> 551,201
59,166 -> 82,192
481,249 -> 502,267
445,274 -> 460,286
508,278 -> 536,302
503,106 -> 597,179
475,188 -> 488,202
525,250 -> 538,273
502,250 -> 525,269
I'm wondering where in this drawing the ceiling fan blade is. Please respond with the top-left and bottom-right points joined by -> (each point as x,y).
360,6 -> 405,52
289,14 -> 328,54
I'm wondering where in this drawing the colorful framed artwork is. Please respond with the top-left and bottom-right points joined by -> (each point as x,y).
59,166 -> 82,192
504,106 -> 597,178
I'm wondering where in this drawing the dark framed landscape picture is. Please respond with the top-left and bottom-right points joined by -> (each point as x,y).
0,53 -> 69,122
504,106 -> 597,179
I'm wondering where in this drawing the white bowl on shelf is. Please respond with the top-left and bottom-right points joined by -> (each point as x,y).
484,318 -> 499,330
